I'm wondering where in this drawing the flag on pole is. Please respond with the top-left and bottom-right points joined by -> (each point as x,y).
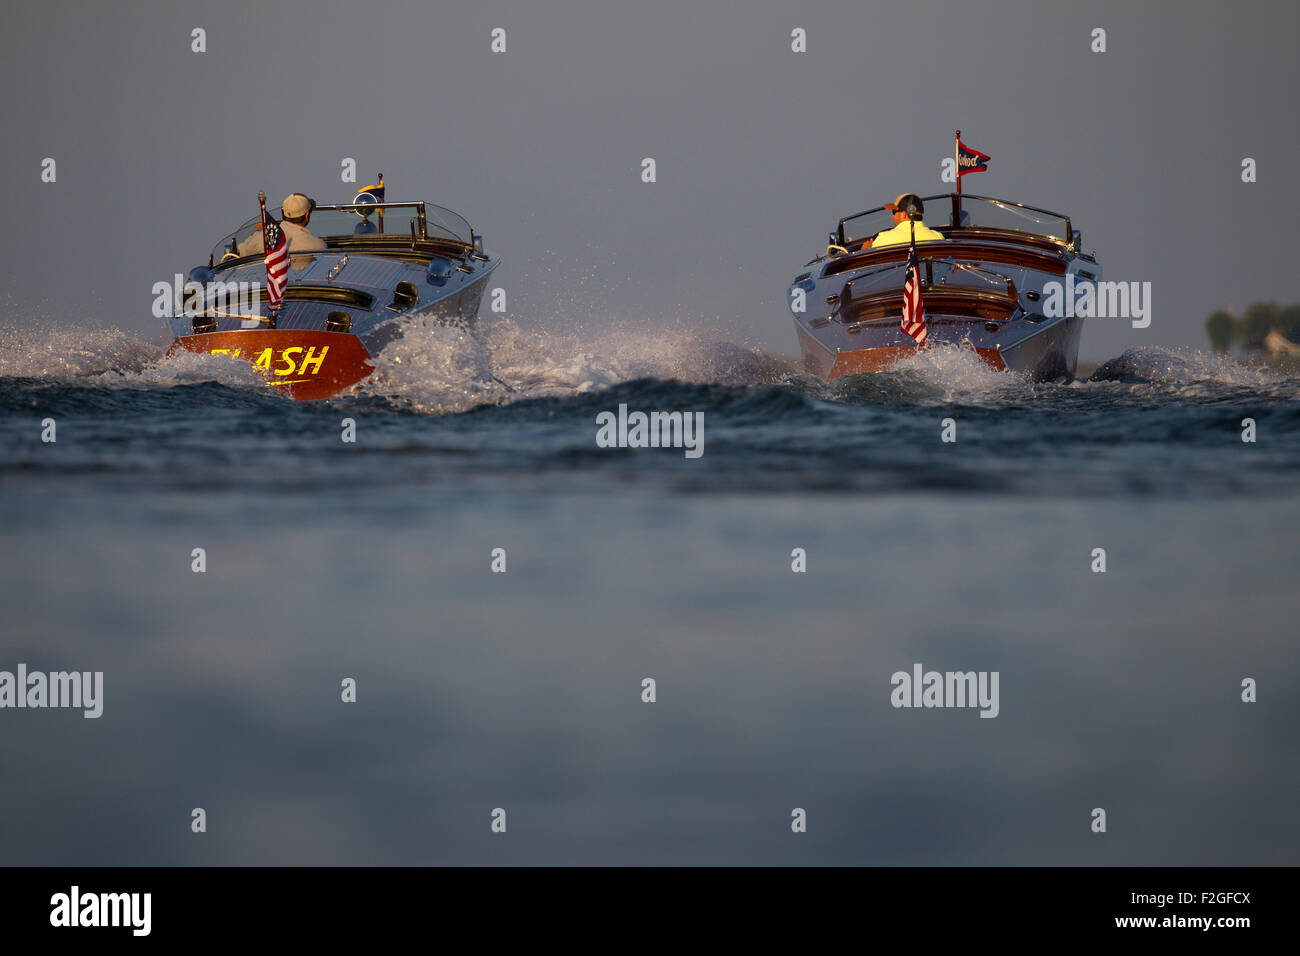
956,137 -> 990,177
354,174 -> 386,233
355,174 -> 385,204
900,226 -> 927,347
263,214 -> 289,314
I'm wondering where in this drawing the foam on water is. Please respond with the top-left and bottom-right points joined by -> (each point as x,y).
355,316 -> 793,414
98,347 -> 276,393
1087,346 -> 1293,395
0,324 -> 161,380
1,318 -> 1296,411
0,323 -> 280,394
809,341 -> 1029,407
2,318 -> 797,412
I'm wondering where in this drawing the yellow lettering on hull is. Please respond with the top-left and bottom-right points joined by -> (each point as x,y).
276,347 -> 304,376
209,346 -> 332,380
298,346 -> 329,375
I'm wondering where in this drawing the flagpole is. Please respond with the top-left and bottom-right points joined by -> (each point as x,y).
954,130 -> 962,225
258,191 -> 277,329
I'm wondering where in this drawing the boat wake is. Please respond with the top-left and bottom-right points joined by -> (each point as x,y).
0,320 -> 1295,413
1087,347 -> 1286,388
4,318 -> 1297,499
798,341 -> 1026,406
356,316 -> 795,414
0,325 -> 162,380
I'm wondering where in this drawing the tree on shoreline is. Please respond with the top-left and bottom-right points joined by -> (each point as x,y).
1205,310 -> 1233,353
1206,301 -> 1300,353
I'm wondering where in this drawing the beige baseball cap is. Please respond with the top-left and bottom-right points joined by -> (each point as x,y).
282,193 -> 317,218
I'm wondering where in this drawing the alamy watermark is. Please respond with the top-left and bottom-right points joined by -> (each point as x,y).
595,404 -> 704,459
151,274 -> 265,319
0,664 -> 103,718
890,663 -> 999,718
1042,274 -> 1151,328
50,886 -> 150,936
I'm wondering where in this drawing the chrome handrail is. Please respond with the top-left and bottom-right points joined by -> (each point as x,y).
313,201 -> 427,211
837,193 -> 1072,247
209,200 -> 476,266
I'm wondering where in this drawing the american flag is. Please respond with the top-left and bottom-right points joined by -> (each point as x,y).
263,215 -> 289,314
900,228 -> 927,347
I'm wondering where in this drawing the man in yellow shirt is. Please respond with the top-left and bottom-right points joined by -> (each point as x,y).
865,194 -> 945,249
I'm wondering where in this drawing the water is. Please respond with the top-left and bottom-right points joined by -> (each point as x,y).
1,320 -> 1297,864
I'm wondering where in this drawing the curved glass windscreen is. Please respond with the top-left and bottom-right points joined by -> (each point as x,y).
211,216 -> 266,261
839,208 -> 901,245
951,196 -> 1071,241
209,201 -> 473,262
421,204 -> 474,245
839,194 -> 1071,245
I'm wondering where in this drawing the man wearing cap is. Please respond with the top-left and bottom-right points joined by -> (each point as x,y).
237,193 -> 327,255
864,193 -> 945,249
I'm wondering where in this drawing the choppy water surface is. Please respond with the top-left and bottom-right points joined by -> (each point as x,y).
1,321 -> 1297,864
3,319 -> 1297,497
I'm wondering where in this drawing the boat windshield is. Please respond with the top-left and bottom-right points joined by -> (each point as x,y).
209,201 -> 474,261
839,194 -> 1072,245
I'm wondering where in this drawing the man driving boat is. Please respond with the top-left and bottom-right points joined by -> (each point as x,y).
236,193 -> 327,255
864,193 -> 945,249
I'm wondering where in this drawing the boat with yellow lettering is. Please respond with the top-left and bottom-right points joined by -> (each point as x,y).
165,183 -> 497,400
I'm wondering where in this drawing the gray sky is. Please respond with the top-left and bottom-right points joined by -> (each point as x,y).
3,0 -> 1297,360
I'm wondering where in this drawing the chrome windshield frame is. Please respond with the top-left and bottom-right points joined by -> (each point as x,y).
306,201 -> 473,245
837,193 -> 1073,248
209,200 -> 475,264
